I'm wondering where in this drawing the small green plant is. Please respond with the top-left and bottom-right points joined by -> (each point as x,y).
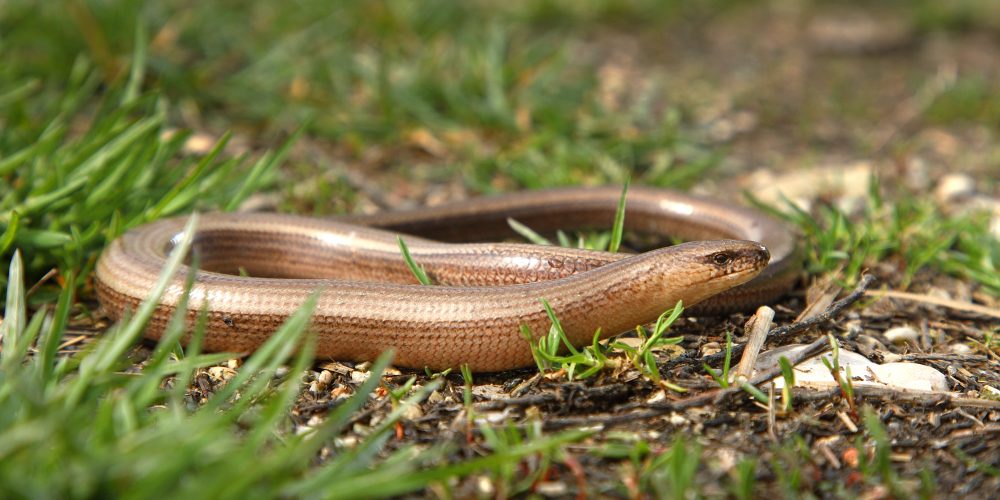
703,331 -> 736,388
778,356 -> 796,413
507,217 -> 554,245
477,421 -> 566,497
611,301 -> 686,390
522,298 -> 610,380
952,447 -> 1000,478
461,363 -> 475,442
398,236 -> 433,285
702,332 -> 767,403
385,375 -> 419,406
857,407 -> 904,495
770,437 -> 812,497
730,458 -> 758,500
820,334 -> 857,417
644,434 -> 702,499
523,299 -> 691,384
607,176 -> 629,253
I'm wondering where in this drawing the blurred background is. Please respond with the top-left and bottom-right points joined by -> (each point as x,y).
3,0 -> 997,202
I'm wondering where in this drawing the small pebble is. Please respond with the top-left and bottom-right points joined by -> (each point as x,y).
476,476 -> 495,496
334,436 -> 359,448
208,366 -> 237,381
843,448 -> 860,468
699,342 -> 722,357
856,334 -> 887,352
948,343 -> 972,355
471,384 -> 506,399
883,326 -> 920,345
402,403 -> 423,420
535,482 -> 568,497
934,173 -> 976,205
982,386 -> 1000,401
427,390 -> 445,404
756,344 -> 949,392
667,413 -> 688,426
614,337 -> 643,349
870,363 -> 948,391
350,370 -> 369,383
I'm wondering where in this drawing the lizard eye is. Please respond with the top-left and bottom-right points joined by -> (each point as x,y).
711,252 -> 732,266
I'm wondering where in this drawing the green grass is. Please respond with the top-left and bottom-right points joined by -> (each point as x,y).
0,68 -> 290,293
751,175 -> 999,295
1,0 -> 719,201
0,232 -> 588,498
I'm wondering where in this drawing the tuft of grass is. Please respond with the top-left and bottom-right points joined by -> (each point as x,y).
770,436 -> 813,497
858,407 -> 903,495
508,179 -> 631,251
702,331 -> 768,403
523,299 -> 689,384
703,331 -> 736,388
750,175 -> 999,296
2,1 -> 719,196
777,356 -> 795,413
0,71 -> 294,295
820,334 -> 858,418
730,458 -> 758,500
523,298 -> 611,380
645,434 -> 702,499
611,301 -> 686,390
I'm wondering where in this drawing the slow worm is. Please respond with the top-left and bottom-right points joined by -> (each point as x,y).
94,186 -> 800,371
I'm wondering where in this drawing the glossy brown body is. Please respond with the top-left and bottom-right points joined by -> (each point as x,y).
94,187 -> 799,371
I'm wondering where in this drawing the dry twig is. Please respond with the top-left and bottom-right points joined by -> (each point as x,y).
865,289 -> 1000,320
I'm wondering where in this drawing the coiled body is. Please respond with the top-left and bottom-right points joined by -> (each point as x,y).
94,187 -> 800,371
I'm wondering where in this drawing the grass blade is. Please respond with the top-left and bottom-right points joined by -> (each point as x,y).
607,177 -> 629,253
0,251 -> 26,371
398,236 -> 432,285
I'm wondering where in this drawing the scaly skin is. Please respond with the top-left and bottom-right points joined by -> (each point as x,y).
94,186 -> 796,371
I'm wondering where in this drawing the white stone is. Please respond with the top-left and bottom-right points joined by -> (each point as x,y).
401,403 -> 423,420
934,173 -> 976,205
949,343 -> 972,355
883,326 -> 920,344
755,343 -> 950,393
870,363 -> 948,391
535,482 -> 568,496
470,384 -> 506,400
